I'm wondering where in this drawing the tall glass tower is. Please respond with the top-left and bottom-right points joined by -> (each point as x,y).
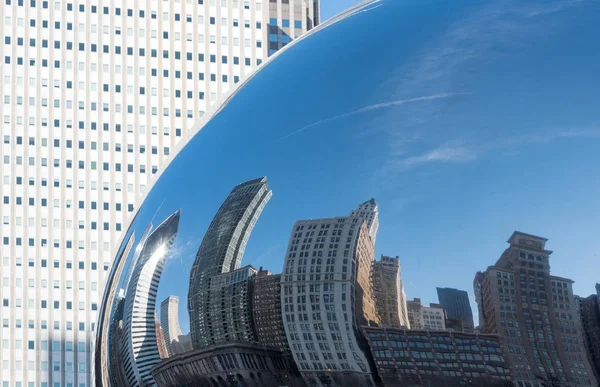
436,287 -> 474,328
188,177 -> 272,349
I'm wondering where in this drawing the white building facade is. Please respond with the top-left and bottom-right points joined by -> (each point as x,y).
407,298 -> 446,331
349,198 -> 378,244
281,214 -> 377,387
0,1 -> 319,386
422,304 -> 446,331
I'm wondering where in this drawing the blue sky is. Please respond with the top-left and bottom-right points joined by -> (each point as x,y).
118,0 -> 600,332
321,0 -> 360,21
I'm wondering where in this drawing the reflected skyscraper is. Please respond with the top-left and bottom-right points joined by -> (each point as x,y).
120,211 -> 181,387
474,232 -> 597,387
350,198 -> 379,244
436,287 -> 475,329
281,206 -> 379,386
159,296 -> 184,357
188,177 -> 272,349
372,255 -> 410,328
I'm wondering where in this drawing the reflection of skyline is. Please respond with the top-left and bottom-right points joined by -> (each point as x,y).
120,211 -> 181,387
188,177 -> 272,349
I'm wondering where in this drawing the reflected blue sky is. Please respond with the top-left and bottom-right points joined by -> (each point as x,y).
118,0 -> 599,332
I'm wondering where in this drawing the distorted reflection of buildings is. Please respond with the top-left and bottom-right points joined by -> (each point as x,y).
151,342 -> 305,387
95,231 -> 135,387
363,327 -> 511,387
119,211 -> 181,387
160,296 -> 193,357
445,318 -> 476,334
160,296 -> 184,357
437,287 -> 475,331
407,298 -> 447,331
372,255 -> 410,329
474,232 -> 598,387
155,311 -> 169,359
151,178 -> 305,386
188,177 -> 272,348
108,295 -> 128,387
251,269 -> 297,367
350,198 -> 379,244
577,284 -> 600,382
281,208 -> 380,387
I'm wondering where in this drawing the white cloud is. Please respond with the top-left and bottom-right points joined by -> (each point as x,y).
396,145 -> 478,170
392,127 -> 600,172
279,93 -> 465,141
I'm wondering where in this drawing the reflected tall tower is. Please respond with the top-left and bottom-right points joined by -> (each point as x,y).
436,287 -> 474,329
188,177 -> 272,349
120,211 -> 180,387
160,296 -> 184,357
372,255 -> 410,328
474,232 -> 597,387
281,208 -> 379,386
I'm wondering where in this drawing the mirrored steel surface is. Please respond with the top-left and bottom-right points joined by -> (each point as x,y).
93,0 -> 600,386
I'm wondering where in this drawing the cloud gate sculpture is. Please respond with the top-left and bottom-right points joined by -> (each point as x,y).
94,0 -> 600,386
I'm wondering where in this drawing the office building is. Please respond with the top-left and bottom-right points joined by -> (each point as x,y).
281,209 -> 378,386
251,269 -> 292,356
474,231 -> 597,387
188,177 -> 272,349
437,287 -> 475,329
0,0 -> 318,384
120,211 -> 180,387
160,296 -> 184,357
406,298 -> 446,331
372,255 -> 410,328
350,198 -> 379,244
363,327 -> 511,386
578,284 -> 600,382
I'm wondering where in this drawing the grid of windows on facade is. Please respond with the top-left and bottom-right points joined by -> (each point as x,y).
281,217 -> 371,374
1,0 -> 318,385
475,233 -> 596,387
365,329 -> 511,383
267,0 -> 317,57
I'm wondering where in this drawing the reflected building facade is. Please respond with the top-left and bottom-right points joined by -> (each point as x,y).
155,311 -> 169,360
350,198 -> 379,244
407,298 -> 446,331
151,342 -> 306,387
437,287 -> 475,330
578,284 -> 600,382
188,177 -> 272,348
160,296 -> 184,357
474,231 -> 597,387
372,255 -> 410,328
120,211 -> 181,387
363,327 -> 512,386
281,208 -> 379,386
251,269 -> 293,357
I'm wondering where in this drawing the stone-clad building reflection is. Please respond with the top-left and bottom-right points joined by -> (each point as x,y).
188,177 -> 272,349
119,211 -> 181,387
